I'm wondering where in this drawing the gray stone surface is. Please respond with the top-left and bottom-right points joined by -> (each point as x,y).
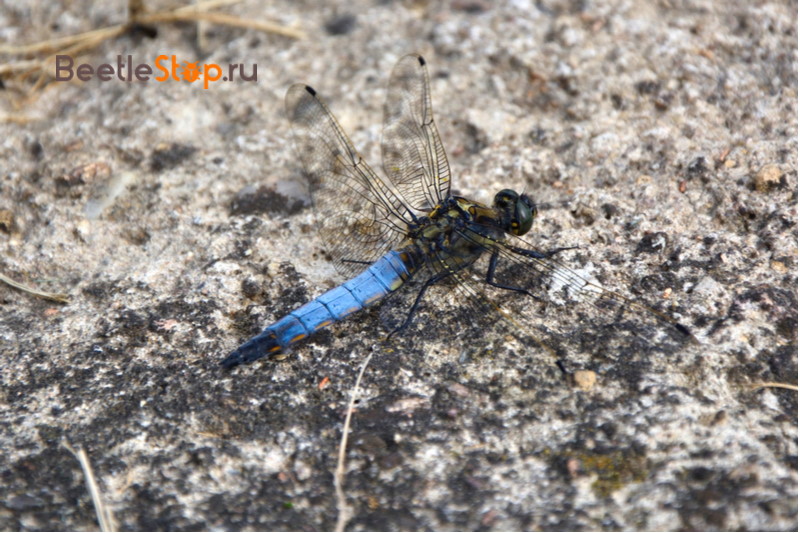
1,0 -> 796,530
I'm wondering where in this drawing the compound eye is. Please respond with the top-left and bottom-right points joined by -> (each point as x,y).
512,197 -> 534,236
494,189 -> 518,207
520,194 -> 537,219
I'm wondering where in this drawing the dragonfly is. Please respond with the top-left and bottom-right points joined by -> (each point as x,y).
221,54 -> 692,369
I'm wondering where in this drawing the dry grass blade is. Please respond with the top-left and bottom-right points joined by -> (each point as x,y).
0,59 -> 41,76
0,0 -> 304,92
0,0 -> 242,57
0,272 -> 69,303
171,0 -> 244,14
63,441 -> 117,532
0,113 -> 38,123
140,11 -> 306,39
0,25 -> 126,56
749,381 -> 798,392
335,353 -> 373,532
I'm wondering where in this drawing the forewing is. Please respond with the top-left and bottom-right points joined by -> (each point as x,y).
285,84 -> 412,278
382,54 -> 452,211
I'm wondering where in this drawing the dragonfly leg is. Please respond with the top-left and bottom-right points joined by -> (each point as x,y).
387,269 -> 452,339
545,245 -> 579,256
508,244 -> 579,259
341,258 -> 372,265
485,249 -> 537,298
486,246 -> 579,298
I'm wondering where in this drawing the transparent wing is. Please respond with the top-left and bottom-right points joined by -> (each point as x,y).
285,84 -> 414,278
379,217 -> 693,361
382,54 -> 452,211
459,224 -> 695,352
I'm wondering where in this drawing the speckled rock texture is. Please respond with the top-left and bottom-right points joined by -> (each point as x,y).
1,0 -> 796,530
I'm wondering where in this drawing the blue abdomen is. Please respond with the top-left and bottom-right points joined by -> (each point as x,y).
221,250 -> 413,368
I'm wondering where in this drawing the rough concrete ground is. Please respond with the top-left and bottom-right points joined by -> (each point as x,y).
0,0 -> 796,530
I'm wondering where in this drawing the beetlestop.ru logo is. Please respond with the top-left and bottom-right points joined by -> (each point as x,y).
55,55 -> 257,89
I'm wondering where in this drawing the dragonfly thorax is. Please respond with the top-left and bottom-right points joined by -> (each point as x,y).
396,193 -> 523,275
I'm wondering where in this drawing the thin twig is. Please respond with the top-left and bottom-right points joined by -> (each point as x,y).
0,0 -> 240,56
0,0 -> 303,87
750,381 -> 798,392
0,25 -> 126,56
63,441 -> 116,532
139,11 -> 306,39
0,0 -> 300,56
0,272 -> 69,303
0,113 -> 38,124
171,0 -> 244,15
334,353 -> 373,533
0,59 -> 41,76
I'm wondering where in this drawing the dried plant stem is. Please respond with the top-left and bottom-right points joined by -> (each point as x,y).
140,11 -> 305,39
0,272 -> 69,303
334,353 -> 373,532
0,0 -> 303,83
0,25 -> 126,56
63,442 -> 116,532
750,381 -> 798,392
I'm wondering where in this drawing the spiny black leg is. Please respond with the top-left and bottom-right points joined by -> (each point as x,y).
387,269 -> 452,339
546,245 -> 578,257
486,245 -> 579,299
485,249 -> 537,298
341,258 -> 372,265
508,244 -> 579,259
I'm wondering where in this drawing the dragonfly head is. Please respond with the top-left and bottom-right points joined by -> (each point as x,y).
493,189 -> 537,236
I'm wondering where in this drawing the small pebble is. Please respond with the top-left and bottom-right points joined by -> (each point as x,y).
754,164 -> 783,192
0,209 -> 13,232
573,370 -> 597,391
